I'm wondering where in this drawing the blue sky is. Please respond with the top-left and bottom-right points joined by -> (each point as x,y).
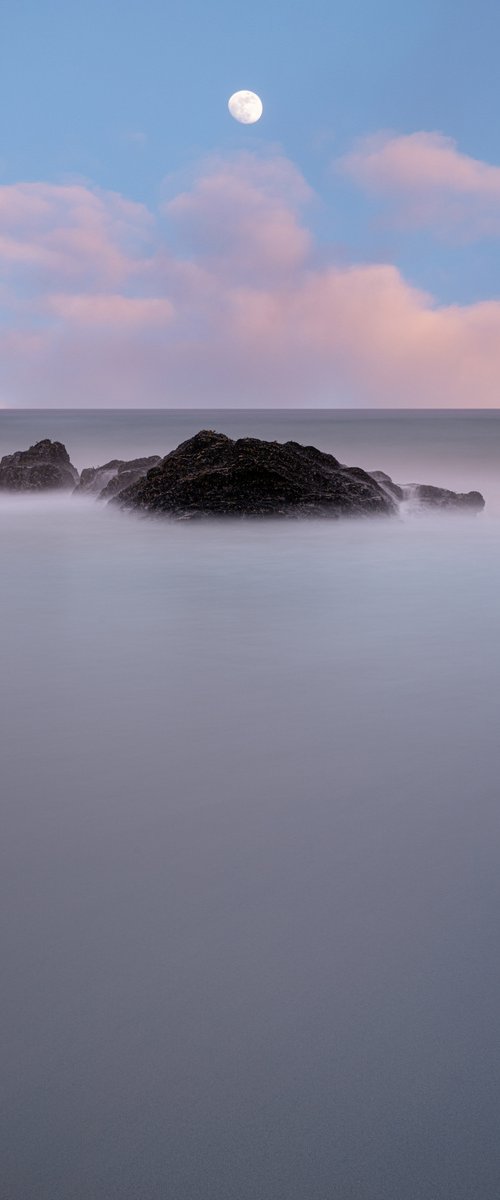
2,0 -> 500,406
3,2 -> 498,180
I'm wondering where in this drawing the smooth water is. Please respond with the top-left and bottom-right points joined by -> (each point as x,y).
2,410 -> 500,1199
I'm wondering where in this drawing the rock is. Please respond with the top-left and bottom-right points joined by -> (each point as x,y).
370,470 -> 484,512
0,440 -> 79,491
409,483 -> 485,511
100,457 -> 162,500
76,460 -> 123,496
114,430 -> 396,519
74,456 -> 161,499
369,471 -> 404,502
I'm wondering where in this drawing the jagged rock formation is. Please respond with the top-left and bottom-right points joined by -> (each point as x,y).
0,440 -> 79,491
0,433 -> 484,516
74,456 -> 161,499
114,430 -> 397,518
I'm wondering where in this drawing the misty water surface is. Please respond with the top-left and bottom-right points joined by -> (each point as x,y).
2,411 -> 500,1199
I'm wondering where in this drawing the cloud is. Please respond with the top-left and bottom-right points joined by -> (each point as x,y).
0,181 -> 153,286
47,293 -> 174,327
339,131 -> 500,237
165,153 -> 313,281
2,151 -> 500,407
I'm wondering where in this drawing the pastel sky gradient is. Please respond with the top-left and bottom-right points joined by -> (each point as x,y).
2,0 -> 500,407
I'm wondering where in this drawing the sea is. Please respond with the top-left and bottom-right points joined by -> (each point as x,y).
2,408 -> 500,1200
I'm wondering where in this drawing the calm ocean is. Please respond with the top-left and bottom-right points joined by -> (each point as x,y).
2,409 -> 500,1199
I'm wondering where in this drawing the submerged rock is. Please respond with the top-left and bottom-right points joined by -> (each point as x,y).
0,439 -> 79,491
75,456 -> 161,499
114,430 -> 396,519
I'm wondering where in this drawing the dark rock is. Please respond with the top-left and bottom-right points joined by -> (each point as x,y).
100,457 -> 162,500
369,471 -> 404,502
409,483 -> 485,511
75,456 -> 161,499
0,440 -> 79,491
76,460 -> 123,495
114,430 -> 396,519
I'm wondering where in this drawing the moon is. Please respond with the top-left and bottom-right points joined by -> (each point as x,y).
228,90 -> 263,125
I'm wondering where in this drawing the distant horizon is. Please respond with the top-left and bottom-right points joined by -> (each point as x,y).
3,406 -> 500,415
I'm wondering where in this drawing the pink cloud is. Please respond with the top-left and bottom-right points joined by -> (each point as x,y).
339,131 -> 500,237
2,150 -> 500,407
166,153 -> 313,281
0,182 -> 153,285
47,293 -> 174,327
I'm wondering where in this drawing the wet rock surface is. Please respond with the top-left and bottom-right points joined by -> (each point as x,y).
0,440 -> 79,491
115,430 -> 397,518
75,456 -> 161,499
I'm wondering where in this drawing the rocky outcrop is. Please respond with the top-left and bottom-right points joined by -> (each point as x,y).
0,440 -> 79,491
114,430 -> 397,519
369,470 -> 484,512
75,456 -> 161,499
0,433 -> 484,516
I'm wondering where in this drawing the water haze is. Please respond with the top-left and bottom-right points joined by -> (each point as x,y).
1,410 -> 500,1199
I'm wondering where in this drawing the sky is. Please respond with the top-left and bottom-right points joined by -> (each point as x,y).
2,0 -> 500,407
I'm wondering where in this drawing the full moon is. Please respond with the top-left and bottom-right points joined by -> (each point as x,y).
228,90 -> 263,125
